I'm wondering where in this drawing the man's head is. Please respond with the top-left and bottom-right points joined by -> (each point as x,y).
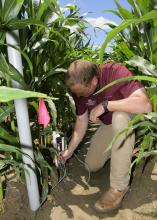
65,60 -> 98,97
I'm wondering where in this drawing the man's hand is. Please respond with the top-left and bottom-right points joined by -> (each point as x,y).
60,111 -> 89,162
60,148 -> 74,162
89,103 -> 105,123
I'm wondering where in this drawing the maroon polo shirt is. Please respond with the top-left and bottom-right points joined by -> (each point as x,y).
72,63 -> 144,125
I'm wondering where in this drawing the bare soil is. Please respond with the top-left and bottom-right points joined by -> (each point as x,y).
1,126 -> 157,220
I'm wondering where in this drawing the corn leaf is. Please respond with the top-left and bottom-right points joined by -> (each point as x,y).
2,0 -> 24,22
95,75 -> 157,95
0,127 -> 18,144
7,18 -> 46,29
47,99 -> 57,127
99,10 -> 157,63
0,53 -> 30,89
114,0 -> 134,19
0,86 -> 50,102
125,56 -> 157,77
0,105 -> 15,123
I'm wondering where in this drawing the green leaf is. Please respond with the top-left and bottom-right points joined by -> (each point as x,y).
144,112 -> 157,122
114,0 -> 134,19
0,86 -> 50,102
36,0 -> 60,21
65,93 -> 76,115
47,99 -> 57,126
0,144 -> 19,154
125,56 -> 157,77
135,134 -> 151,163
133,120 -> 157,130
38,68 -> 67,84
127,0 -> 135,8
137,0 -> 150,14
50,29 -> 71,48
37,0 -> 51,20
0,105 -> 15,123
128,114 -> 145,127
34,148 -> 52,203
0,160 -> 22,170
0,53 -> 30,89
118,41 -> 134,58
102,10 -> 122,19
148,150 -> 157,156
7,18 -> 47,29
0,31 -> 6,44
0,127 -> 18,144
2,0 -> 24,22
95,75 -> 157,95
29,101 -> 38,112
0,42 -> 33,77
99,10 -> 157,63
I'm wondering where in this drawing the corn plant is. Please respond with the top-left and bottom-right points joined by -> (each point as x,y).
0,0 -> 99,206
100,0 -> 157,65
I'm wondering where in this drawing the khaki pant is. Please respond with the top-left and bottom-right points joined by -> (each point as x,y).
85,112 -> 135,191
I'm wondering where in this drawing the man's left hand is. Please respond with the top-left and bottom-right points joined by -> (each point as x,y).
89,103 -> 105,123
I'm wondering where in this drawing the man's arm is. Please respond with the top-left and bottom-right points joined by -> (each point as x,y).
107,88 -> 152,114
61,110 -> 89,161
89,88 -> 152,123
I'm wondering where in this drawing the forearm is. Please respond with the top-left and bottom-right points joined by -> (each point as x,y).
68,112 -> 88,153
108,96 -> 152,114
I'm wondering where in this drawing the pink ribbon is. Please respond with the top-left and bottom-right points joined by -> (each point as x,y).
38,99 -> 50,128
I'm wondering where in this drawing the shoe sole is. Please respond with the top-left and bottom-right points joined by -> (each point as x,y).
93,187 -> 130,214
93,201 -> 122,214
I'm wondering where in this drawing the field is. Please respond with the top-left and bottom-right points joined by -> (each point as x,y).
1,126 -> 157,220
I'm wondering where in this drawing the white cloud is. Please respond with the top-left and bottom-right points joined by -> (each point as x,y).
85,16 -> 117,30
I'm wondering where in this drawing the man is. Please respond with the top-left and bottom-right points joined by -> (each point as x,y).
61,60 -> 152,213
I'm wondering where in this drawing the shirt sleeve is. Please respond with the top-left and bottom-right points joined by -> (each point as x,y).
111,63 -> 144,98
72,94 -> 88,116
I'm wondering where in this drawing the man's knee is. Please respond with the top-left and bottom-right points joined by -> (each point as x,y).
112,112 -> 131,132
84,158 -> 102,172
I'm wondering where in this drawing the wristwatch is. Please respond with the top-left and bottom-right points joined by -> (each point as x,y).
102,100 -> 108,111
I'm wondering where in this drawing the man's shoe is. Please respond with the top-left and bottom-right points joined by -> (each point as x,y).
94,186 -> 129,213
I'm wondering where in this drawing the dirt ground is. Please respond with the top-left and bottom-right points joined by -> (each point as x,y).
1,126 -> 157,220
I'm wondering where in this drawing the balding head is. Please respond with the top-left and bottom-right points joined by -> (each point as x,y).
65,60 -> 98,87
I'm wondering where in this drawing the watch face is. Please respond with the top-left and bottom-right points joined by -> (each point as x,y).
102,100 -> 108,109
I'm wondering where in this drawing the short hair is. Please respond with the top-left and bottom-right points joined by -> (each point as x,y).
65,60 -> 98,87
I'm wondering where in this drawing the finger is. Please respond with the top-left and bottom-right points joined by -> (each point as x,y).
89,119 -> 95,123
90,117 -> 98,123
89,114 -> 94,122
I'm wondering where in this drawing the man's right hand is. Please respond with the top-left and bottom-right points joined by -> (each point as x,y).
60,111 -> 88,162
60,148 -> 74,162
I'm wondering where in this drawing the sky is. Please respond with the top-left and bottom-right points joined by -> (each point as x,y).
58,0 -> 131,47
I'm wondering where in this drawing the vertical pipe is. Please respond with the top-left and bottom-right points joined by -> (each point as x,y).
6,30 -> 40,211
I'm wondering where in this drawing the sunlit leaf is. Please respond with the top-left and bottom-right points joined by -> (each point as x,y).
126,56 -> 157,77
95,75 -> 157,95
0,86 -> 50,102
2,0 -> 24,22
100,10 -> 157,63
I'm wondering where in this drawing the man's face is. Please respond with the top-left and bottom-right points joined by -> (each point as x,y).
69,77 -> 98,97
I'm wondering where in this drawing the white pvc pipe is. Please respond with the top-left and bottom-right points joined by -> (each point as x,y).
6,30 -> 40,211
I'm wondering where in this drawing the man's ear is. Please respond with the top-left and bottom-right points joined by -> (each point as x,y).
92,76 -> 98,86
